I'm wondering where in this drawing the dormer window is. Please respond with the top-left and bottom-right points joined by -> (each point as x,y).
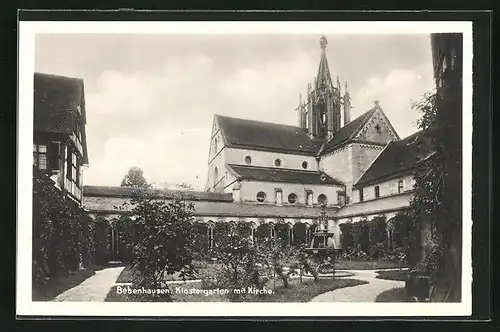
274,158 -> 282,167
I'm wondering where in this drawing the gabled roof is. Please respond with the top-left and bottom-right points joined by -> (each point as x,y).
216,114 -> 320,155
34,72 -> 89,164
227,164 -> 343,186
354,129 -> 433,188
83,185 -> 234,202
321,107 -> 378,154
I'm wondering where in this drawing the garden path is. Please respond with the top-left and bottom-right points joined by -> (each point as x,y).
309,269 -> 405,302
52,266 -> 125,302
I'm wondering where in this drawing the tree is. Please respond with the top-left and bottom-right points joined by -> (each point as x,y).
176,183 -> 194,191
208,221 -> 266,301
120,167 -> 150,189
126,189 -> 198,300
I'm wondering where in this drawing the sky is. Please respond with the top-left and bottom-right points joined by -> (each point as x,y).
34,33 -> 434,191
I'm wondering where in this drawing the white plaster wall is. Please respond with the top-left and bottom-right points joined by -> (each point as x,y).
239,180 -> 344,206
225,147 -> 318,171
352,174 -> 414,203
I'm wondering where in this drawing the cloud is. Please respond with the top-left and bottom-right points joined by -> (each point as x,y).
36,34 -> 433,190
352,63 -> 434,138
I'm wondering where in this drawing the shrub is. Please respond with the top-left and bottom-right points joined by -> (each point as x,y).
352,219 -> 370,253
127,190 -> 198,294
32,166 -> 102,289
339,223 -> 354,250
208,221 -> 266,301
368,216 -> 388,258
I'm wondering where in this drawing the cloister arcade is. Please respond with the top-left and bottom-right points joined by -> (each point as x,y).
87,209 -> 407,260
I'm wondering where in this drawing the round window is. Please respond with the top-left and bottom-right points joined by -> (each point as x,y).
256,191 -> 266,202
245,155 -> 252,164
318,194 -> 328,205
302,161 -> 309,169
274,158 -> 282,167
288,193 -> 297,204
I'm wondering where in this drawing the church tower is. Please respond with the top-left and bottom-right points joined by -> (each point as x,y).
298,36 -> 343,141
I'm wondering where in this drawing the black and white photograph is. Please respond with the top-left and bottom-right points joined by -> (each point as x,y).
17,20 -> 473,317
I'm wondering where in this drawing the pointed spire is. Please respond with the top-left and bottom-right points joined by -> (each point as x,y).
345,81 -> 349,95
316,36 -> 333,90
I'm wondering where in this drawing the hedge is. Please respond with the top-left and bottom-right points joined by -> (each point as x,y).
32,167 -> 109,288
338,213 -> 419,263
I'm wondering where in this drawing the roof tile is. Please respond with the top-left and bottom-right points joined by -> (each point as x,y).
228,164 -> 343,186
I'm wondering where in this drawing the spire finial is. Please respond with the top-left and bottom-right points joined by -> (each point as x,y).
319,36 -> 328,49
345,81 -> 349,94
374,100 -> 380,106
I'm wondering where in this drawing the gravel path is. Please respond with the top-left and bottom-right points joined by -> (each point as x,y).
310,269 -> 405,302
53,266 -> 124,302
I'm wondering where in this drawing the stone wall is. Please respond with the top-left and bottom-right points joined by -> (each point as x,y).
351,143 -> 385,184
319,143 -> 353,200
355,108 -> 399,143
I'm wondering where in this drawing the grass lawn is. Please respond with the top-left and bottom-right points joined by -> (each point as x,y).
32,264 -> 110,301
374,287 -> 407,302
105,277 -> 368,302
334,259 -> 406,270
375,269 -> 409,281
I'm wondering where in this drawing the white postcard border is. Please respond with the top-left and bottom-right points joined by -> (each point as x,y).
17,20 -> 473,317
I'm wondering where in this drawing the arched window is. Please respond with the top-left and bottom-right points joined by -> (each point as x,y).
288,193 -> 297,204
270,226 -> 276,238
256,191 -> 266,202
207,223 -> 214,248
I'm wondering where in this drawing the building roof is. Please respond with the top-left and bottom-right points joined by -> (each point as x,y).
216,115 -> 320,155
83,185 -> 234,202
335,192 -> 413,218
83,196 -> 340,219
34,72 -> 89,164
34,72 -> 85,134
354,130 -> 433,187
320,107 -> 378,154
227,164 -> 343,186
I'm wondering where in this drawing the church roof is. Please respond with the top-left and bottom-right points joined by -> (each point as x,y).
354,129 -> 433,187
216,115 -> 320,155
321,107 -> 378,154
227,164 -> 343,186
34,72 -> 89,164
